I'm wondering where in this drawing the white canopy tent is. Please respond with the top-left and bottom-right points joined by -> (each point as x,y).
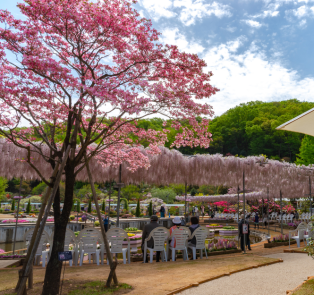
276,107 -> 314,136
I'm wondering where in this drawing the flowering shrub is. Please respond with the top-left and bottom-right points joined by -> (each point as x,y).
208,239 -> 237,252
124,234 -> 142,241
81,215 -> 87,222
0,254 -> 26,258
0,248 -> 5,254
283,204 -> 295,214
272,234 -> 290,243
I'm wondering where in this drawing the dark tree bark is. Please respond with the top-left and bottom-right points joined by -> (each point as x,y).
42,163 -> 75,295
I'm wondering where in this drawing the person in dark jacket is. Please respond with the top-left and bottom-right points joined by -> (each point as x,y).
160,205 -> 165,218
188,217 -> 200,246
103,215 -> 109,232
141,215 -> 161,262
254,213 -> 259,229
238,214 -> 251,252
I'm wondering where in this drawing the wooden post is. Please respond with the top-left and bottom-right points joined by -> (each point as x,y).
84,156 -> 118,287
28,266 -> 33,289
15,164 -> 60,291
115,164 -> 123,228
16,146 -> 71,295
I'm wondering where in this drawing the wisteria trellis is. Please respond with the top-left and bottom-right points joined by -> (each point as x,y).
0,139 -> 313,199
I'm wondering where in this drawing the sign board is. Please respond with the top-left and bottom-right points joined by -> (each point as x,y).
58,251 -> 72,261
242,223 -> 249,234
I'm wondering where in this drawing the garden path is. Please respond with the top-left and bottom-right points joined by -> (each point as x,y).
179,253 -> 313,295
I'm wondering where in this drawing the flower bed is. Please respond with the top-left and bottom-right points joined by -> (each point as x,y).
208,239 -> 237,252
123,234 -> 142,244
264,234 -> 296,248
124,227 -> 142,233
206,224 -> 223,229
1,218 -> 54,224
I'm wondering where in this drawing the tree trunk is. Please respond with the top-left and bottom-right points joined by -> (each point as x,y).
42,164 -> 75,295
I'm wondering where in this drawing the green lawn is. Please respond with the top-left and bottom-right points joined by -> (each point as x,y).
292,278 -> 314,295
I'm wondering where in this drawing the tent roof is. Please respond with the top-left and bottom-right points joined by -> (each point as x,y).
276,107 -> 314,136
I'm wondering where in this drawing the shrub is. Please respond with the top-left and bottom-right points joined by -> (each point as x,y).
76,200 -> 81,213
11,199 -> 15,211
101,200 -> 105,212
94,221 -> 100,227
135,199 -> 140,217
87,199 -> 92,213
26,200 -> 31,214
69,215 -> 75,221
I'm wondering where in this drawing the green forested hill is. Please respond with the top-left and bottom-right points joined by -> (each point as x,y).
137,99 -> 314,161
207,99 -> 314,161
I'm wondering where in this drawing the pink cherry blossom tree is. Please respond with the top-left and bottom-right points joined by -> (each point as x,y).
0,0 -> 218,293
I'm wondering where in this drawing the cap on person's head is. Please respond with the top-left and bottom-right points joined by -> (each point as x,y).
150,215 -> 158,221
240,214 -> 245,219
172,216 -> 181,225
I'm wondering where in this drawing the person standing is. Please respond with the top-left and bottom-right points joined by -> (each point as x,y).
160,205 -> 165,218
238,214 -> 251,253
103,215 -> 109,232
201,205 -> 205,218
141,215 -> 161,262
254,213 -> 259,229
194,206 -> 199,217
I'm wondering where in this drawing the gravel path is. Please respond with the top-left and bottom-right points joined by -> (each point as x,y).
179,253 -> 314,295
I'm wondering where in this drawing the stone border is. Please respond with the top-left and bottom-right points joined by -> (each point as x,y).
286,276 -> 314,295
166,259 -> 283,295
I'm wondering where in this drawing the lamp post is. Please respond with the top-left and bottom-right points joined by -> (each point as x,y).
13,177 -> 23,255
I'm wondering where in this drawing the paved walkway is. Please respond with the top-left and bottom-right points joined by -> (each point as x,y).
179,253 -> 314,295
0,259 -> 20,269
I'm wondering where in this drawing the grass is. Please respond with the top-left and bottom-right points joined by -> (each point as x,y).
292,278 -> 314,295
68,282 -> 132,295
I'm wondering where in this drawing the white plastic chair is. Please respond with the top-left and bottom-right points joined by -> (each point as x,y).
24,228 -> 50,267
168,226 -> 190,261
143,227 -> 169,263
289,222 -> 308,248
106,228 -> 130,264
77,228 -> 102,266
187,226 -> 208,260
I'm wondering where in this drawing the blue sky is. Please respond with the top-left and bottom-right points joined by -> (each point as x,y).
3,0 -> 314,117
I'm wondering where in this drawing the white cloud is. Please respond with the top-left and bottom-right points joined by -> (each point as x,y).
292,5 -> 309,17
138,0 -> 232,25
161,28 -> 205,54
174,0 -> 232,26
203,38 -> 314,116
242,20 -> 263,28
137,0 -> 176,20
252,3 -> 280,18
299,18 -> 307,27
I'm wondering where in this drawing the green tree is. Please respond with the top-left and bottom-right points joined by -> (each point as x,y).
190,188 -> 197,196
148,201 -> 153,216
102,200 -> 105,212
26,200 -> 31,214
121,198 -> 129,211
32,182 -> 47,195
296,135 -> 314,166
76,200 -> 81,213
169,184 -> 185,195
151,187 -> 176,202
135,199 -> 140,217
87,198 -> 92,213
198,185 -> 215,195
11,199 -> 15,211
0,177 -> 8,197
77,184 -> 101,200
121,185 -> 140,201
